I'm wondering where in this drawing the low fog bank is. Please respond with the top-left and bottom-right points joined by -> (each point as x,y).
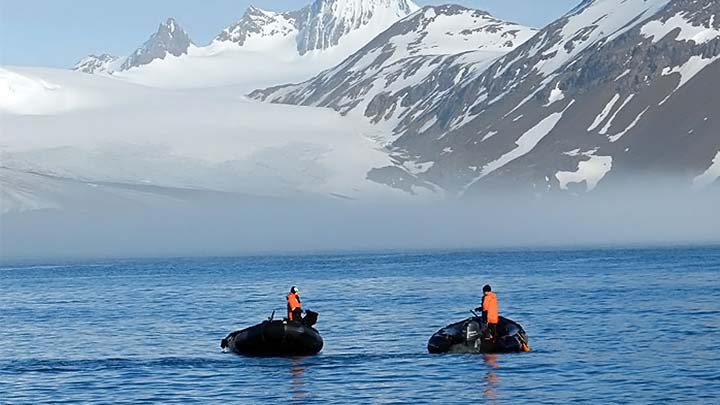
1,182 -> 719,261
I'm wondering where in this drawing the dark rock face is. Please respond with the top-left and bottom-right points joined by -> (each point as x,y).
121,18 -> 193,70
366,166 -> 436,194
254,0 -> 720,196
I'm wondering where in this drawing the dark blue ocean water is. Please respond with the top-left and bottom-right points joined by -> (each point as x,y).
1,247 -> 719,403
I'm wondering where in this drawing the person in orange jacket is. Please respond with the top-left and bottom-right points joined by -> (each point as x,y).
475,284 -> 498,339
286,286 -> 302,321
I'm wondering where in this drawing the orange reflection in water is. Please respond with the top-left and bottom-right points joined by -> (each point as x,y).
289,358 -> 307,401
483,354 -> 500,401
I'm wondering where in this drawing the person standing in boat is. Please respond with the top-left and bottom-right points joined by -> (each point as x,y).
476,284 -> 499,339
286,286 -> 302,321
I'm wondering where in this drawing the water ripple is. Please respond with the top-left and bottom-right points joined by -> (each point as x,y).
1,247 -> 719,403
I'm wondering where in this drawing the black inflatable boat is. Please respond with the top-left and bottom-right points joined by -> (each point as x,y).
221,310 -> 323,356
428,315 -> 529,354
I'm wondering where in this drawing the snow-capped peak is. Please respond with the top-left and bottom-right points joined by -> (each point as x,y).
295,0 -> 420,54
246,5 -> 270,16
306,0 -> 419,23
395,5 -> 537,57
213,0 -> 419,54
214,6 -> 297,47
73,54 -> 120,74
120,17 -> 194,71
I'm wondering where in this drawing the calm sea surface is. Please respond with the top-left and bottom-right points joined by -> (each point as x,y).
1,247 -> 719,403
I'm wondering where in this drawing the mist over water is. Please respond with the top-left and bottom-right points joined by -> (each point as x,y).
2,181 -> 718,260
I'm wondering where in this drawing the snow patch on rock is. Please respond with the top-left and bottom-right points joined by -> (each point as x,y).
599,94 -> 635,135
608,106 -> 649,142
544,83 -> 565,106
588,93 -> 621,132
641,11 -> 720,44
481,130 -> 499,142
659,54 -> 720,105
693,150 -> 720,188
555,153 -> 613,192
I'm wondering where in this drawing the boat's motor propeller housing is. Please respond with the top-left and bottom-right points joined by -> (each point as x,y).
465,320 -> 481,342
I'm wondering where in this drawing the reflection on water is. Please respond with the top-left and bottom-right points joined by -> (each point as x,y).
483,354 -> 499,401
289,358 -> 306,401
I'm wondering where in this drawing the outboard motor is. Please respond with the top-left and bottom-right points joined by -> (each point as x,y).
303,310 -> 319,327
464,320 -> 481,342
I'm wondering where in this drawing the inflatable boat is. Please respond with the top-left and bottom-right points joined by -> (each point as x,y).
221,310 -> 323,356
428,315 -> 530,354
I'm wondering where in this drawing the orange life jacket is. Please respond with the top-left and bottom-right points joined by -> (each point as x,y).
482,291 -> 498,324
286,292 -> 301,320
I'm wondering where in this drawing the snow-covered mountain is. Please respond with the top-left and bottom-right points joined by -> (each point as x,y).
72,18 -> 193,75
214,0 -> 418,54
256,0 -> 720,195
73,54 -> 120,74
294,0 -> 419,54
214,6 -> 299,49
9,0 -> 720,214
71,0 -> 419,89
121,18 -> 194,70
252,5 -> 536,149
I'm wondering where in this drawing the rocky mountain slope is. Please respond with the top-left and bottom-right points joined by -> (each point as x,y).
256,0 -> 720,195
252,5 -> 536,149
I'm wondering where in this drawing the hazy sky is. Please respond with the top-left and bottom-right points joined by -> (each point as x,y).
0,0 -> 579,68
